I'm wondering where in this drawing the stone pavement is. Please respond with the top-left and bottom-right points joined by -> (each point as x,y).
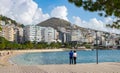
0,63 -> 120,73
0,66 -> 47,73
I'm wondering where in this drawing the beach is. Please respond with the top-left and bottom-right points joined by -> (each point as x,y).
0,49 -> 120,73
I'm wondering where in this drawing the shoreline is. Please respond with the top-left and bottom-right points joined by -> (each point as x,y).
0,49 -> 120,72
0,49 -> 67,66
0,49 -> 120,67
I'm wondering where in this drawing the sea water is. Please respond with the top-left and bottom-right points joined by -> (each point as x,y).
10,50 -> 120,65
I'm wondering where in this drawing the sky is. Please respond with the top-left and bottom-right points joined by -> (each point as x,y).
0,0 -> 120,34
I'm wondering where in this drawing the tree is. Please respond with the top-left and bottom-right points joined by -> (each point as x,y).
68,0 -> 120,25
0,37 -> 8,50
0,24 -> 2,31
106,22 -> 120,29
24,41 -> 34,49
68,0 -> 120,17
0,16 -> 2,31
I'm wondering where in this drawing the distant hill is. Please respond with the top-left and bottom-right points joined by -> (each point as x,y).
0,15 -> 24,27
37,17 -> 71,30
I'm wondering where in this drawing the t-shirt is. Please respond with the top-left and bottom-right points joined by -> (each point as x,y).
73,53 -> 77,57
69,51 -> 73,57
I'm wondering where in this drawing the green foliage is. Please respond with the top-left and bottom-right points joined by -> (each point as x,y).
84,44 -> 92,49
0,42 -> 5,50
49,42 -> 62,49
24,41 -> 34,49
0,26 -> 2,31
0,15 -> 22,27
68,0 -> 120,17
77,42 -> 92,49
20,24 -> 25,28
63,42 -> 71,48
106,22 -> 120,29
35,42 -> 48,49
0,37 -> 8,50
0,36 -> 63,50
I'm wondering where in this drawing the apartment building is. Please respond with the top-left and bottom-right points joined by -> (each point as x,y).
23,25 -> 43,42
43,27 -> 58,44
14,27 -> 23,43
58,27 -> 71,43
0,25 -> 15,42
71,29 -> 82,42
23,25 -> 58,43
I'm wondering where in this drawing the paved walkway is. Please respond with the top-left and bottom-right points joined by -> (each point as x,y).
0,63 -> 120,73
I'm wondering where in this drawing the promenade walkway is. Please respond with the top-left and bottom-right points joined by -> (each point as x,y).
0,63 -> 120,73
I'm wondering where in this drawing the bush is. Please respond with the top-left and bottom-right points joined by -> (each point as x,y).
84,44 -> 92,49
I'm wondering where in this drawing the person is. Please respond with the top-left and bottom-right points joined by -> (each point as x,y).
69,50 -> 73,64
73,50 -> 77,64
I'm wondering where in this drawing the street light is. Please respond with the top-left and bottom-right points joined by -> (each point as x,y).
95,30 -> 98,64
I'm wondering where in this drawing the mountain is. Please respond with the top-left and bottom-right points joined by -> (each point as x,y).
37,17 -> 71,30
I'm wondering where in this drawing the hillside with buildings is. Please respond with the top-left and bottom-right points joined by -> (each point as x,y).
0,15 -> 23,43
0,15 -> 24,27
0,16 -> 120,50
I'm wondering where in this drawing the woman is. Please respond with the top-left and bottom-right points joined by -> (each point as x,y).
73,50 -> 77,64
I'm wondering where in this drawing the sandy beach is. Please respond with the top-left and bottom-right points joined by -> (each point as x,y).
0,49 -> 120,73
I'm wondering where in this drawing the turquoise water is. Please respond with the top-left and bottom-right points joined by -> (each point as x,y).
10,50 -> 120,65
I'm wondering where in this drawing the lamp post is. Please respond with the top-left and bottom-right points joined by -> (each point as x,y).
95,30 -> 98,64
34,25 -> 37,49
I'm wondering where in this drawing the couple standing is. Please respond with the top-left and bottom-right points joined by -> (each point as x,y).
69,50 -> 77,64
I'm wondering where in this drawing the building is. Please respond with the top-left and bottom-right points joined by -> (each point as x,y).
58,27 -> 71,43
43,27 -> 58,44
14,27 -> 23,43
0,20 -> 24,43
0,25 -> 15,42
23,25 -> 58,43
71,29 -> 82,42
23,25 -> 43,43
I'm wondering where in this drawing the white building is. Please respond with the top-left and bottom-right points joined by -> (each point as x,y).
58,27 -> 71,43
14,27 -> 23,43
24,25 -> 43,42
0,25 -> 15,42
71,29 -> 82,42
24,25 -> 58,43
43,27 -> 58,44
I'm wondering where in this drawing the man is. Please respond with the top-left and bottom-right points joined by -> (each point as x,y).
69,50 -> 73,64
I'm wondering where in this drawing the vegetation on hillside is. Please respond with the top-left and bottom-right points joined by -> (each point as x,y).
37,17 -> 71,30
0,15 -> 23,27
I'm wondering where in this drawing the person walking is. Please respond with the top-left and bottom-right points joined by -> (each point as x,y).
69,50 -> 73,64
73,50 -> 77,64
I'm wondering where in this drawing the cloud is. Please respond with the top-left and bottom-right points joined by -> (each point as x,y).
73,16 -> 88,28
0,0 -> 68,24
0,0 -> 50,25
32,8 -> 50,24
73,16 -> 120,34
51,6 -> 68,21
104,17 -> 114,24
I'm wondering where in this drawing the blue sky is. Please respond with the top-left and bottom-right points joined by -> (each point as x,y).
33,0 -> 103,22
